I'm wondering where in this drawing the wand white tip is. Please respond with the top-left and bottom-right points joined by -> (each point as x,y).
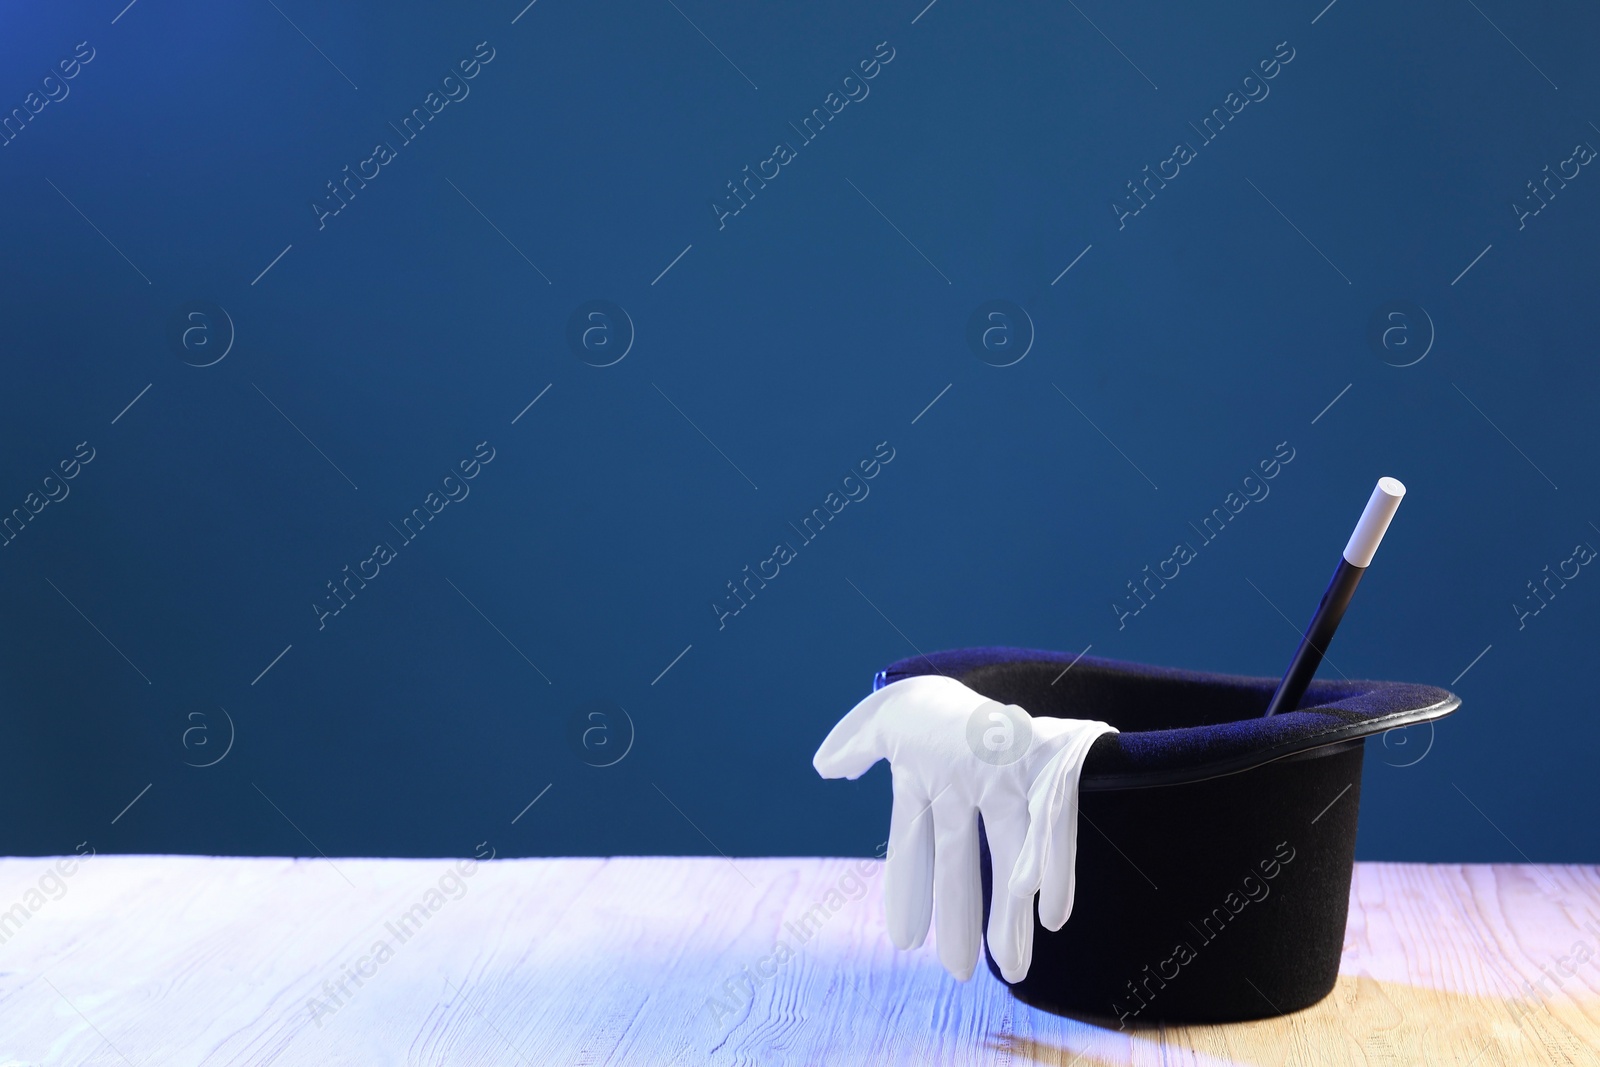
1343,477 -> 1405,568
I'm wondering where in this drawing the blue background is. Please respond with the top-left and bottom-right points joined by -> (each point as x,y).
2,0 -> 1595,863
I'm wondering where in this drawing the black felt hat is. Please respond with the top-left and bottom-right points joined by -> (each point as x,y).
874,647 -> 1460,1024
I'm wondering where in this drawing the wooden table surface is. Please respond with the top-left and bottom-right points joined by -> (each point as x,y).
0,856 -> 1596,1065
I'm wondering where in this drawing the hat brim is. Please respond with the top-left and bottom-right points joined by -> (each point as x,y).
876,647 -> 1460,791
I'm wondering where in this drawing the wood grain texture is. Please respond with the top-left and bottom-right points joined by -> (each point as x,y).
0,857 -> 1594,1065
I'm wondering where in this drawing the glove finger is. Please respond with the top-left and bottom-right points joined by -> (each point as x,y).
1010,746 -> 1070,900
1011,725 -> 1105,898
812,684 -> 895,780
1032,726 -> 1114,930
1035,789 -> 1083,932
883,767 -> 935,950
931,793 -> 983,981
979,797 -> 1035,984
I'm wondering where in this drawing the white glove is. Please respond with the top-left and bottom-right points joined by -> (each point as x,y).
813,674 -> 1116,983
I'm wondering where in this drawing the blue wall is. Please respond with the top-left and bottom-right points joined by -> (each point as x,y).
2,0 -> 1595,862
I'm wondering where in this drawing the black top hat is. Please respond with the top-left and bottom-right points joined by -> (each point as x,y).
875,647 -> 1460,1023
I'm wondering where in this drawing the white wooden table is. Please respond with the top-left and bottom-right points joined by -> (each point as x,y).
1,856 -> 1596,1065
